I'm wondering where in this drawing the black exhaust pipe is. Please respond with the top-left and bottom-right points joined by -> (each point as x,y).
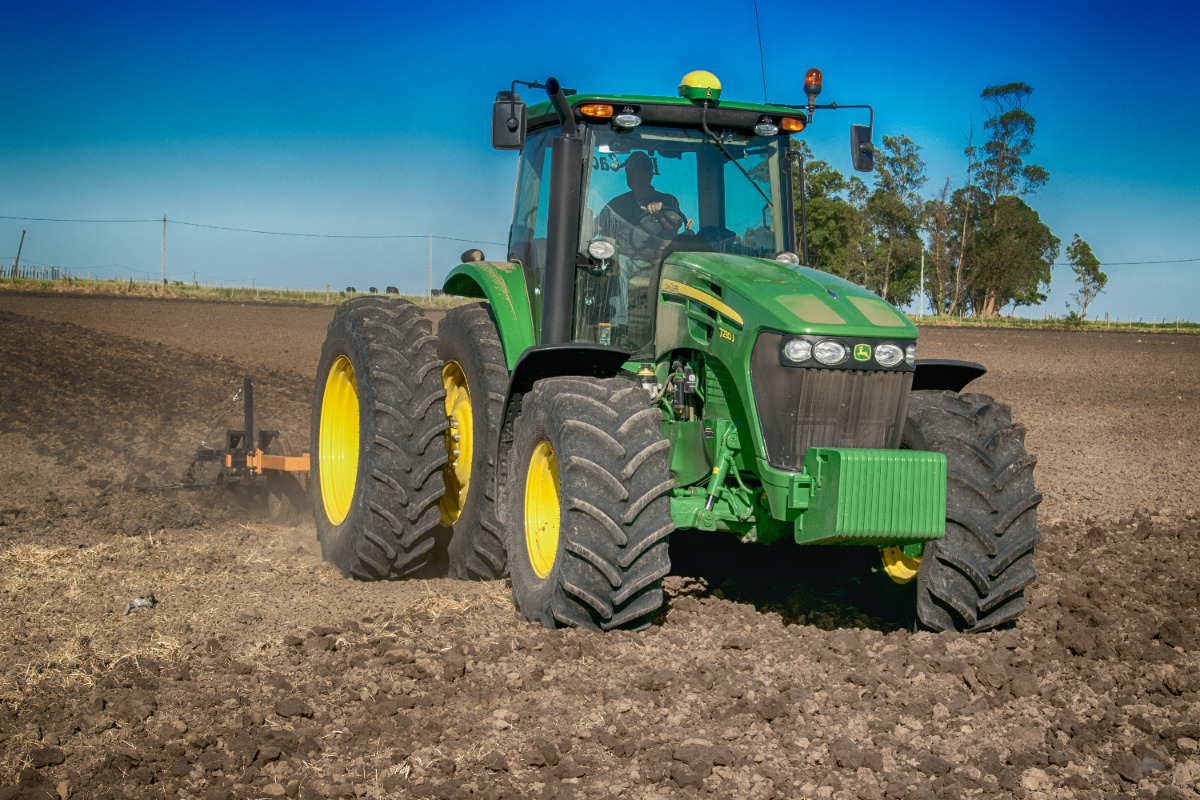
540,77 -> 582,345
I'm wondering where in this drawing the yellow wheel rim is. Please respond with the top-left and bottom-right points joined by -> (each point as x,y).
439,360 -> 473,525
319,355 -> 359,526
525,440 -> 560,579
881,546 -> 921,584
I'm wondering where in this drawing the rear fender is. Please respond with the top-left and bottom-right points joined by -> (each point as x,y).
443,261 -> 537,371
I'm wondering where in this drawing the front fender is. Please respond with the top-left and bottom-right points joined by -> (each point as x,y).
912,359 -> 987,392
443,261 -> 536,370
495,342 -> 632,499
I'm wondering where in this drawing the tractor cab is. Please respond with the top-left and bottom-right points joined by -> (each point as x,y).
502,72 -> 802,357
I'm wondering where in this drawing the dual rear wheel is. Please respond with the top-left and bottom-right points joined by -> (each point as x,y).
310,300 -> 674,630
311,298 -> 446,578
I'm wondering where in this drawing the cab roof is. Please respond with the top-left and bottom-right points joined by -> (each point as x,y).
525,92 -> 809,135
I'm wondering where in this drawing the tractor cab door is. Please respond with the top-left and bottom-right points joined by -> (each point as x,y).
507,130 -> 556,339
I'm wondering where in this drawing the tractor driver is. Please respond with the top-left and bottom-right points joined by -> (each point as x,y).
595,152 -> 684,336
598,151 -> 684,238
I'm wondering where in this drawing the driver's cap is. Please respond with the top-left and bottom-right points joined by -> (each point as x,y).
623,152 -> 653,172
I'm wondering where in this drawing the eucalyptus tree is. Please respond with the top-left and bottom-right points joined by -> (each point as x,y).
960,83 -> 1056,316
1066,234 -> 1107,318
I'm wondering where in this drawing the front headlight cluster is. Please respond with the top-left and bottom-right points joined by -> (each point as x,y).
781,336 -> 916,368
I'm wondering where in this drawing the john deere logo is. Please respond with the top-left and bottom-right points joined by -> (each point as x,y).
853,344 -> 872,361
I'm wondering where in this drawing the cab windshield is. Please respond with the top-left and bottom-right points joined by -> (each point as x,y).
572,124 -> 791,355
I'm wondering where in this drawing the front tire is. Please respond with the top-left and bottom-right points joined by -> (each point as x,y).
436,303 -> 509,580
505,377 -> 674,630
905,391 -> 1042,632
311,298 -> 446,579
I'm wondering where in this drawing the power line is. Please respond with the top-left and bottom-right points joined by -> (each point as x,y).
5,213 -> 1197,265
1054,257 -> 1200,266
0,214 -> 506,245
1,215 -> 161,224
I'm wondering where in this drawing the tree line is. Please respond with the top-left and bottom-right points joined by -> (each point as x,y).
794,82 -> 1107,318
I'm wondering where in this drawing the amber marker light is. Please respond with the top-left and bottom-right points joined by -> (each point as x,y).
781,117 -> 806,132
579,104 -> 614,118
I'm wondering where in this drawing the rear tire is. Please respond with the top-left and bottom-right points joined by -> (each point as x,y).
436,303 -> 509,580
505,377 -> 674,631
311,298 -> 446,578
905,390 -> 1042,632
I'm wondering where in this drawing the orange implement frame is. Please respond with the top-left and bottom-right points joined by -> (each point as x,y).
226,450 -> 311,475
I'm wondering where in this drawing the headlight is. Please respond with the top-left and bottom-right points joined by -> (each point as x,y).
774,251 -> 801,266
813,339 -> 847,365
587,239 -> 615,260
614,109 -> 642,128
874,343 -> 904,367
754,117 -> 779,136
782,338 -> 812,363
905,344 -> 916,367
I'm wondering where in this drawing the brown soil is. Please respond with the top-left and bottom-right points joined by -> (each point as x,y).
1,292 -> 1198,800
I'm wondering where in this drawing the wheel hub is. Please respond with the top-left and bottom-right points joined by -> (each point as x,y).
319,355 -> 359,526
525,440 -> 560,579
439,361 -> 473,525
881,546 -> 921,584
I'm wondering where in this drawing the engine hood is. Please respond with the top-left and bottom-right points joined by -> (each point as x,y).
660,252 -> 917,340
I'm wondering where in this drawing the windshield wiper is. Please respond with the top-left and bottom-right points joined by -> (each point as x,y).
700,101 -> 772,208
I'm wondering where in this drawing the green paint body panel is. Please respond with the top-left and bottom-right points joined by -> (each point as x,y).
443,261 -> 537,371
658,253 -> 917,341
793,447 -> 947,546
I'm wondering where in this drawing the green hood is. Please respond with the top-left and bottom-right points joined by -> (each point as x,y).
660,252 -> 917,340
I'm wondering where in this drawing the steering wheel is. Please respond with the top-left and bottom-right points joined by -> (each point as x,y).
635,207 -> 685,237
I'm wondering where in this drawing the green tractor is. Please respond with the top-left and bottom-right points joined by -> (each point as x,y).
310,70 -> 1041,633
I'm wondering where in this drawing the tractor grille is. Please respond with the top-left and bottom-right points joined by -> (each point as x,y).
750,332 -> 913,471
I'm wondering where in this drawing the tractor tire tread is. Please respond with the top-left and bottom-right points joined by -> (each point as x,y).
312,299 -> 446,580
437,303 -> 510,580
908,390 -> 1041,633
507,376 -> 673,631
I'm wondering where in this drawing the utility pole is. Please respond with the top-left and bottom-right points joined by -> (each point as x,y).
11,229 -> 25,282
161,215 -> 167,285
428,230 -> 433,301
918,251 -> 925,320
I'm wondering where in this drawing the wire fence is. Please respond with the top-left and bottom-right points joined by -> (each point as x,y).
913,310 -> 1197,333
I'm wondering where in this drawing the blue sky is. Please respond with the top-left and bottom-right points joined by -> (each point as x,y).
3,0 -> 1198,322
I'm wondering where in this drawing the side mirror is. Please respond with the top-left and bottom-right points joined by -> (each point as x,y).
492,91 -> 526,150
850,124 -> 874,172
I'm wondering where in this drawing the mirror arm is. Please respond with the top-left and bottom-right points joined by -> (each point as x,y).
507,78 -> 547,134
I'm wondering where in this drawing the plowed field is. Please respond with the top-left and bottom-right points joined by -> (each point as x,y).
1,292 -> 1198,800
